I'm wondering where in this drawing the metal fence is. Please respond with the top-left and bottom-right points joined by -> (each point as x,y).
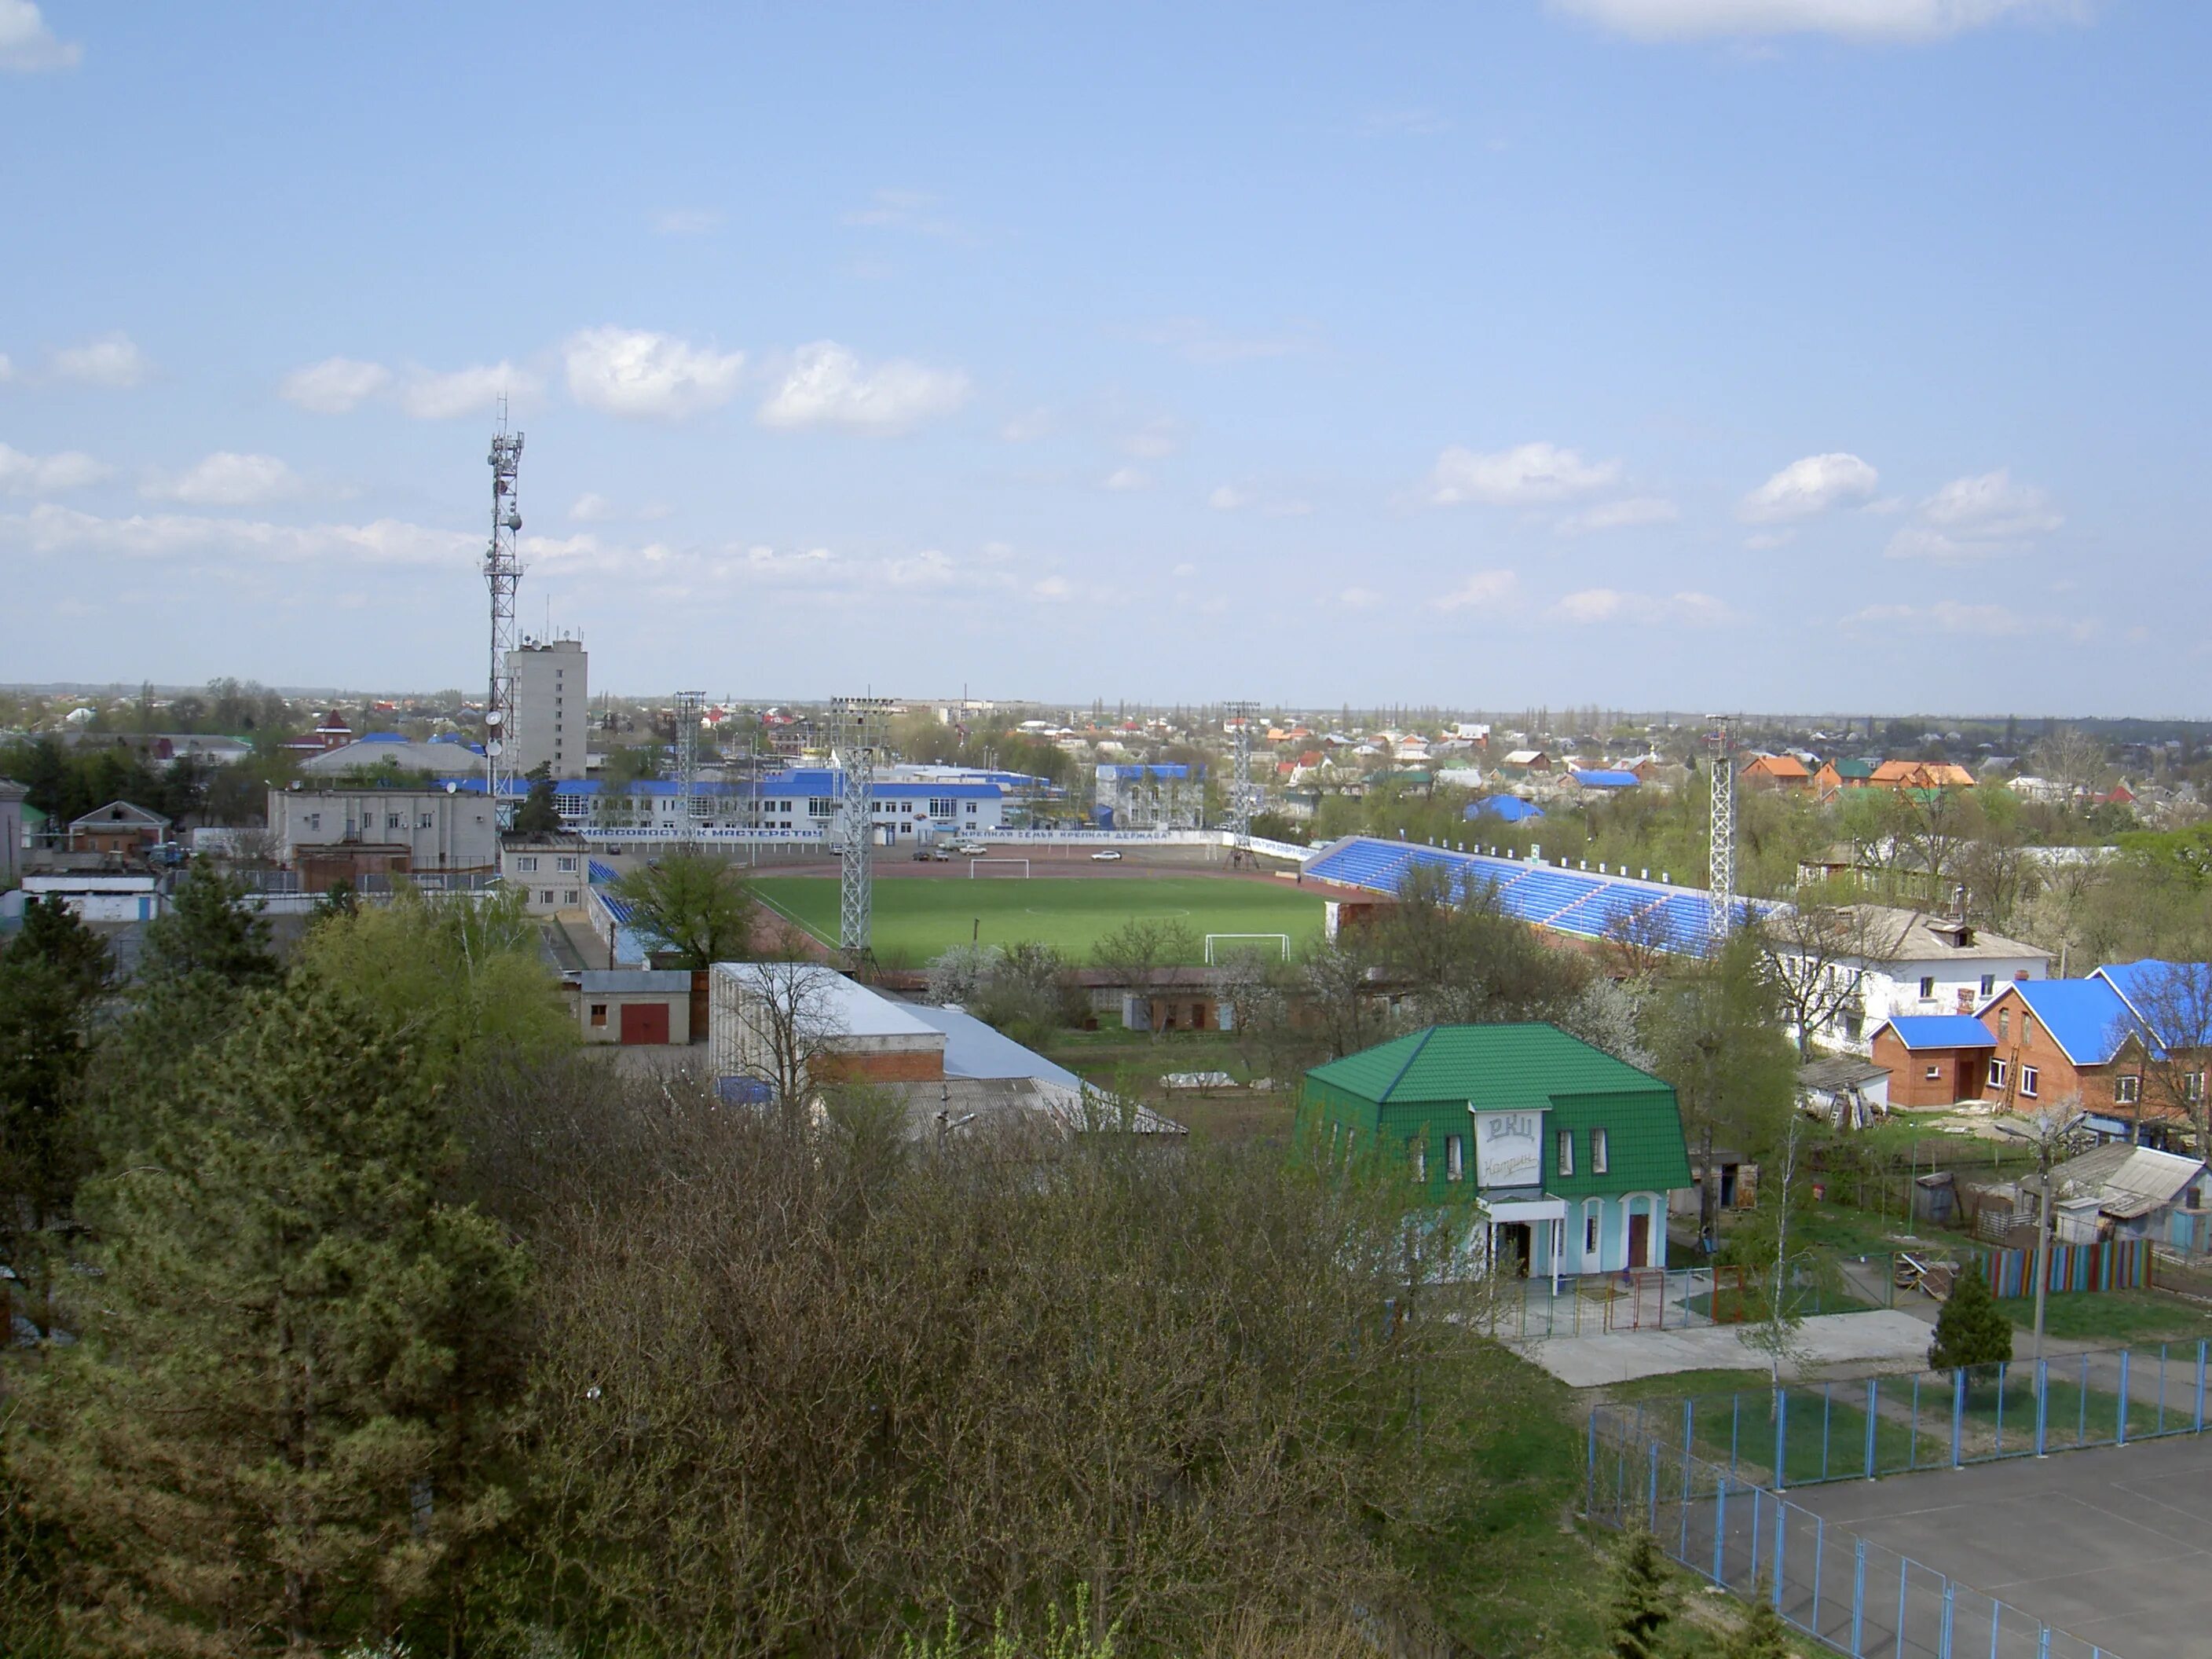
1609,1341 -> 2210,1489
1470,1264 -> 1878,1341
1587,1404 -> 2119,1658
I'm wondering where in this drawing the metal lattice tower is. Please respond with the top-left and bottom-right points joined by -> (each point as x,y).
673,690 -> 705,846
831,696 -> 893,965
1225,701 -> 1260,858
482,412 -> 525,818
1707,716 -> 1736,947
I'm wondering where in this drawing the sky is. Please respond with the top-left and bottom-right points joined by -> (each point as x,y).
1,0 -> 2205,715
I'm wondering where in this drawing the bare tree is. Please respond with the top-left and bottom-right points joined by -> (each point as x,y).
1092,917 -> 1199,1041
1755,898 -> 1913,1057
715,960 -> 848,1127
2029,727 -> 2109,808
2106,960 -> 2212,1150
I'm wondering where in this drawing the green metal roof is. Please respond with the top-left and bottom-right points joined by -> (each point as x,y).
1308,1022 -> 1667,1108
1833,758 -> 1876,779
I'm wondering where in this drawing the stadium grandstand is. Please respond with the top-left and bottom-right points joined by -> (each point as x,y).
1301,835 -> 1776,956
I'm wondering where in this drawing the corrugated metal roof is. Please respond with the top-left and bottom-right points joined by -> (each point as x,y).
900,1002 -> 1084,1087
2094,960 -> 2207,1049
579,969 -> 692,994
1873,1015 -> 1996,1050
1570,769 -> 1640,787
1308,1022 -> 1667,1107
2002,978 -> 2134,1066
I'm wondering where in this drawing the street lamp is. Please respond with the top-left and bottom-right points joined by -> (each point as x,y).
1994,1105 -> 2091,1364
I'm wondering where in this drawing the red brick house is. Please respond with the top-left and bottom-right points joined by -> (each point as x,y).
1870,1016 -> 1994,1108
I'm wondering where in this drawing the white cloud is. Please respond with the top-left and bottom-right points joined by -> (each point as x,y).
653,207 -> 723,235
569,492 -> 615,522
1032,576 -> 1073,602
278,357 -> 391,414
145,452 -> 302,507
0,442 -> 106,496
1885,467 -> 2061,561
1551,587 -> 1738,626
1339,586 -> 1386,609
1738,452 -> 1878,522
400,361 -> 539,421
565,327 -> 745,421
0,0 -> 79,71
1844,599 -> 2031,635
1000,407 -> 1054,442
1430,441 -> 1620,506
1208,485 -> 1251,511
842,189 -> 959,238
49,333 -> 151,389
1171,562 -> 1199,579
0,353 -> 14,383
1122,419 -> 1177,459
1556,495 -> 1679,535
1548,0 -> 2086,42
1743,529 -> 1796,551
1437,569 -> 1521,611
756,341 -> 969,432
2,503 -> 474,568
1101,467 -> 1148,492
1134,317 -> 1315,364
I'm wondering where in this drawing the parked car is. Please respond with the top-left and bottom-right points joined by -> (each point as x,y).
955,840 -> 988,855
1090,849 -> 1122,862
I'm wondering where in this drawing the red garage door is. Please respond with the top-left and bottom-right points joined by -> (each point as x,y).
618,1002 -> 669,1046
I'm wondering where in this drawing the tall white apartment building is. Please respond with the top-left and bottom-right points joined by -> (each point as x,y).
506,636 -> 587,779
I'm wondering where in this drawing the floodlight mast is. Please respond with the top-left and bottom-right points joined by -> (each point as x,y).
1225,700 -> 1260,864
1707,716 -> 1735,947
674,691 -> 705,848
484,408 -> 525,820
831,695 -> 894,967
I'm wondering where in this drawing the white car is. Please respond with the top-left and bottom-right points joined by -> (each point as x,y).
1090,849 -> 1122,862
955,841 -> 988,855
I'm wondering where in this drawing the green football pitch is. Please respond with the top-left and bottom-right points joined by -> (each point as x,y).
749,874 -> 1326,967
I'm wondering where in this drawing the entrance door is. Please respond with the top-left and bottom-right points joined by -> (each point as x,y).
1626,1210 -> 1650,1270
1498,1222 -> 1532,1279
619,1002 -> 669,1046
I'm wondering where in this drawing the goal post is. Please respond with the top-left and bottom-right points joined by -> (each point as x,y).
1205,932 -> 1291,964
967,857 -> 1031,879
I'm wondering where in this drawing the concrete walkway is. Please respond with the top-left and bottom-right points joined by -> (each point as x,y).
1518,1309 -> 1942,1387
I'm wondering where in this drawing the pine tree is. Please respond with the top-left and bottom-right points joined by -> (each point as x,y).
1727,1584 -> 1791,1659
20,982 -> 528,1654
136,859 -> 279,996
1606,1527 -> 1674,1659
1928,1257 -> 2012,1388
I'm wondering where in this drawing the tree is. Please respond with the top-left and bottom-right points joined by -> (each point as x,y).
19,983 -> 528,1654
1754,895 -> 1910,1057
2108,960 -> 2212,1151
594,743 -> 662,828
1605,1527 -> 1673,1659
611,850 -> 753,967
512,761 -> 562,834
1726,1587 -> 1791,1659
137,859 -> 280,998
1091,917 -> 1199,1039
1928,1258 -> 2012,1384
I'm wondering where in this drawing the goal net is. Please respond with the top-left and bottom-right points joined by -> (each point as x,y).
1205,932 -> 1291,963
968,857 -> 1031,879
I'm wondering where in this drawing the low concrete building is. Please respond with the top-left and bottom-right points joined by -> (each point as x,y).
707,963 -> 948,1095
20,871 -> 164,922
68,800 -> 171,858
268,787 -> 497,890
578,969 -> 694,1046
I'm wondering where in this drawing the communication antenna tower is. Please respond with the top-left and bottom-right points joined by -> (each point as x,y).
831,695 -> 894,967
1707,716 -> 1736,947
673,690 -> 705,847
483,408 -> 525,819
1225,701 -> 1260,864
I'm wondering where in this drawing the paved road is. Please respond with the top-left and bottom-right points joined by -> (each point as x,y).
1523,1309 -> 1943,1386
1789,1434 -> 2212,1657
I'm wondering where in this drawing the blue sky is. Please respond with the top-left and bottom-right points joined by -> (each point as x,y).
2,0 -> 2203,713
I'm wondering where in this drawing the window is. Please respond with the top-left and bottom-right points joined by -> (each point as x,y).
1410,1143 -> 1426,1183
418,812 -> 434,829
1585,1212 -> 1600,1254
1990,1059 -> 2008,1089
557,855 -> 577,873
387,812 -> 404,830
1592,1128 -> 1609,1174
2023,1017 -> 2034,1048
2021,1066 -> 2040,1099
1998,1009 -> 2009,1040
808,798 -> 835,819
589,1004 -> 607,1027
1445,1133 -> 1464,1181
1556,1130 -> 1574,1177
2116,1075 -> 2141,1104
1925,1065 -> 1941,1082
562,889 -> 579,906
2188,1072 -> 2207,1104
539,889 -> 554,906
1980,974 -> 1996,998
306,812 -> 321,831
929,797 -> 956,818
1919,976 -> 1936,1000
516,855 -> 539,873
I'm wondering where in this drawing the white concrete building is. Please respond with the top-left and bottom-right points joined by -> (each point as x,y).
506,636 -> 587,779
267,787 -> 499,885
500,832 -> 588,914
1785,904 -> 2049,1055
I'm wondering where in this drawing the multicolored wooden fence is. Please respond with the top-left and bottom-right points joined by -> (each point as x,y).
1976,1237 -> 2148,1298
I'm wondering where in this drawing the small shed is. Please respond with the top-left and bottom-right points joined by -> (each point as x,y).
1799,1054 -> 1892,1129
1870,1015 -> 1994,1108
577,969 -> 694,1046
2025,1143 -> 2212,1250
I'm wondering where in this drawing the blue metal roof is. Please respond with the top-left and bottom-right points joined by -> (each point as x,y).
2093,961 -> 2203,1049
548,771 -> 1002,800
1570,769 -> 1640,787
361,731 -> 408,743
1875,1015 -> 1996,1050
2005,978 -> 2135,1066
1465,797 -> 1544,822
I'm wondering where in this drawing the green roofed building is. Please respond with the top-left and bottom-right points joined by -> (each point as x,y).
1301,1023 -> 1691,1286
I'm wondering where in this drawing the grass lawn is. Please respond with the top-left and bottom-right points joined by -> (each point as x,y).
1996,1288 -> 2212,1346
751,874 -> 1326,968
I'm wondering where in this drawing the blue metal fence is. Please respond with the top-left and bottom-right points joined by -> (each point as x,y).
1587,1405 -> 2115,1658
1612,1341 -> 2209,1490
